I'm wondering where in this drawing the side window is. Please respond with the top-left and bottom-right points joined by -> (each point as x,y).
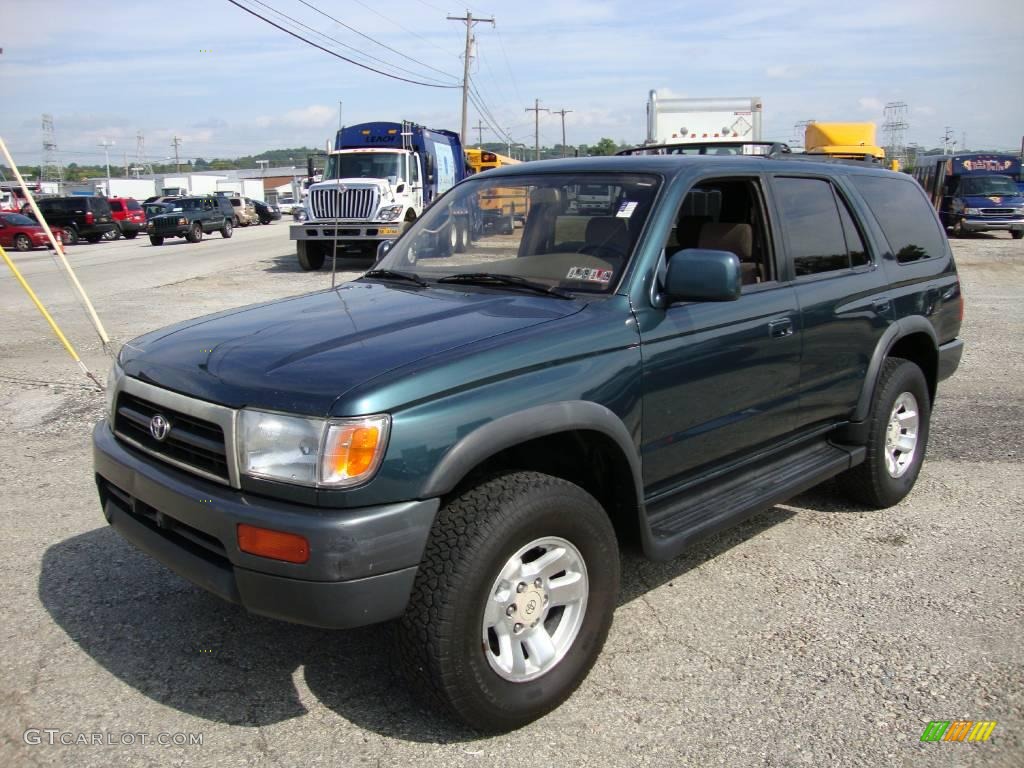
411,156 -> 420,185
835,192 -> 868,267
851,176 -> 945,264
665,177 -> 774,287
774,177 -> 849,276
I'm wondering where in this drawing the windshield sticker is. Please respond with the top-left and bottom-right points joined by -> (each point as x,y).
567,267 -> 613,284
616,201 -> 638,218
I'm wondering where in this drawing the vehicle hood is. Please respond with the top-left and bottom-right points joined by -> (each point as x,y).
120,282 -> 585,416
961,194 -> 1024,208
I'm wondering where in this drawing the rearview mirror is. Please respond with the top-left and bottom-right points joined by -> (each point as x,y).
664,248 -> 741,303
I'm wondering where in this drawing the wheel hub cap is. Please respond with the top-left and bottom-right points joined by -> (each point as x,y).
481,536 -> 588,683
884,391 -> 919,478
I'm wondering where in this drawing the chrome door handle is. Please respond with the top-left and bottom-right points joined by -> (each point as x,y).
768,318 -> 794,338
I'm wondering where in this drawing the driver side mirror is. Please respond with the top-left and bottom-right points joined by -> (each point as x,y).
664,249 -> 741,303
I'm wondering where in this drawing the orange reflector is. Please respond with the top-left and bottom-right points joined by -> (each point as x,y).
237,524 -> 309,564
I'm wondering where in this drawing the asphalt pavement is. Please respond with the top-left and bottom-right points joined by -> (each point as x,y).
0,224 -> 1021,767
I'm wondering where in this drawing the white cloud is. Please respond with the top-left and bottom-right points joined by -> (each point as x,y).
858,97 -> 884,113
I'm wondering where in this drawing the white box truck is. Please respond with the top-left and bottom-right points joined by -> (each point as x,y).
646,92 -> 763,145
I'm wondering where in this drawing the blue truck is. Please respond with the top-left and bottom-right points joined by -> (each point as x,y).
289,121 -> 468,269
911,153 -> 1024,239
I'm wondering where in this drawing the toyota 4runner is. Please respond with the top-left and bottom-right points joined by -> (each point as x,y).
94,154 -> 963,731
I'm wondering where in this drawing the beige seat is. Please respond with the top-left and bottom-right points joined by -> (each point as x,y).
517,188 -> 561,257
698,222 -> 759,284
580,216 -> 630,259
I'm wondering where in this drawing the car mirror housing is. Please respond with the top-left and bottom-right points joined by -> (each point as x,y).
664,248 -> 742,303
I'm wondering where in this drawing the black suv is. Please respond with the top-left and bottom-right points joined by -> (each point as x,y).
94,154 -> 962,731
146,196 -> 233,245
35,196 -> 116,244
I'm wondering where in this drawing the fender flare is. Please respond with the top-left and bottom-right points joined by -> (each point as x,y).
852,316 -> 938,423
419,400 -> 644,507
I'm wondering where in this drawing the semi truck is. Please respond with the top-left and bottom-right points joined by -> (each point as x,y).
646,92 -> 763,146
804,122 -> 885,161
290,121 -> 465,270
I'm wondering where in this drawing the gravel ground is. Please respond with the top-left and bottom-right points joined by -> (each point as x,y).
0,226 -> 1021,767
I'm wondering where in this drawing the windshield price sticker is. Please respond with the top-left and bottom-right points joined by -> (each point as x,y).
616,201 -> 638,218
567,267 -> 613,284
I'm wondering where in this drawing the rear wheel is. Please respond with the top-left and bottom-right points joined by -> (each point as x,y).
1012,230 -> 1023,240
149,236 -> 164,246
61,227 -> 77,246
13,234 -> 32,252
297,240 -> 325,270
951,218 -> 966,238
837,358 -> 931,508
220,220 -> 233,238
396,471 -> 619,732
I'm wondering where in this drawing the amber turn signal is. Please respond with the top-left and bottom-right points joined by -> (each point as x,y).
237,524 -> 309,564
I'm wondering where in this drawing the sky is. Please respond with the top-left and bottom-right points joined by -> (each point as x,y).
1,0 -> 1023,169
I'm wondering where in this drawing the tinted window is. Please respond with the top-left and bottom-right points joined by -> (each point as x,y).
109,200 -> 124,212
851,176 -> 946,264
835,193 -> 868,267
2,213 -> 36,226
774,177 -> 849,276
127,200 -> 142,210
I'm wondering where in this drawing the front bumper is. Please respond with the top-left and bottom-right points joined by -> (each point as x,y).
149,224 -> 188,238
93,421 -> 438,628
961,217 -> 1024,233
289,222 -> 401,242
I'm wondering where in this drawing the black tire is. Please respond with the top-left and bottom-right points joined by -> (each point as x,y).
951,218 -> 966,238
149,236 -> 164,246
296,240 -> 325,270
1012,230 -> 1023,240
221,220 -> 233,239
85,234 -> 103,244
396,471 -> 620,732
14,233 -> 32,252
260,216 -> 271,225
185,223 -> 203,243
124,231 -> 138,240
102,228 -> 121,241
836,358 -> 931,509
61,226 -> 77,246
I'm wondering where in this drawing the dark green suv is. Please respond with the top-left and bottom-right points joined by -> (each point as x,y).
146,196 -> 233,245
94,154 -> 962,731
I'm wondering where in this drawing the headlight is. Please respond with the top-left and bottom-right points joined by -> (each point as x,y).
377,205 -> 404,222
964,207 -> 980,215
178,217 -> 188,225
1014,207 -> 1024,215
105,358 -> 123,421
238,410 -> 390,488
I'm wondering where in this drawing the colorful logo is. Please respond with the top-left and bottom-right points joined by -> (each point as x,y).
920,720 -> 997,742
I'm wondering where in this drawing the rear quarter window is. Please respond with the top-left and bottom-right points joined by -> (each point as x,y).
109,200 -> 124,212
127,200 -> 142,210
850,176 -> 946,264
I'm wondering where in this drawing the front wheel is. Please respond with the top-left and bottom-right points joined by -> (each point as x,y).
185,222 -> 203,243
149,236 -> 164,246
296,240 -> 325,270
220,220 -> 233,238
14,233 -> 32,252
396,472 -> 620,732
837,358 -> 931,508
1012,230 -> 1023,240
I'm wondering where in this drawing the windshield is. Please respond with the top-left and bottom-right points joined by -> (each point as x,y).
170,199 -> 204,211
2,213 -> 36,226
959,175 -> 1019,196
144,203 -> 170,217
325,151 -> 404,180
376,172 -> 661,294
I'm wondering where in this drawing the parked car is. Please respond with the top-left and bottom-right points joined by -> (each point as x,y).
228,197 -> 258,227
34,196 -> 115,244
277,196 -> 297,215
146,196 -> 232,245
251,199 -> 281,224
143,201 -> 173,221
0,212 -> 53,251
95,153 -> 962,731
106,197 -> 147,240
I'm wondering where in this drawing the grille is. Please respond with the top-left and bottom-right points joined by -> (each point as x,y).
114,392 -> 229,483
980,208 -> 1016,216
152,217 -> 184,232
310,187 -> 378,220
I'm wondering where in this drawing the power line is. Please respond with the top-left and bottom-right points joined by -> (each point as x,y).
494,27 -> 526,110
342,0 -> 461,61
226,0 -> 460,89
468,87 -> 513,145
246,0 -> 456,86
295,0 -> 459,83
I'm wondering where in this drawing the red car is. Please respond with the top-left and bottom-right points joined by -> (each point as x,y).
0,212 -> 53,251
106,197 -> 146,239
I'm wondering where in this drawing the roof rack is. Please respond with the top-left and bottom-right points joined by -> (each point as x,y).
617,141 -> 790,157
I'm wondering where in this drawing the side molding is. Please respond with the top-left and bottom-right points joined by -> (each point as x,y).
419,401 -> 644,505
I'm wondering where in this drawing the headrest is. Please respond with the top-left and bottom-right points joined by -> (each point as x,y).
584,216 -> 630,250
530,187 -> 560,205
698,222 -> 753,261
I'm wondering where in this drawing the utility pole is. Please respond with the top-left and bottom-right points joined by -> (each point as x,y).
447,11 -> 495,148
526,99 -> 549,161
338,101 -> 343,133
171,136 -> 182,173
473,119 -> 488,148
552,109 -> 573,156
98,139 -> 114,194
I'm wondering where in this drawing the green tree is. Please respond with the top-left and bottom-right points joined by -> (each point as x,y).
590,138 -> 619,156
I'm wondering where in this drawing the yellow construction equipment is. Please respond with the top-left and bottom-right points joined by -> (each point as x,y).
805,122 -> 886,160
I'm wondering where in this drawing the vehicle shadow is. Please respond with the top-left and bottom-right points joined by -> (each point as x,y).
39,505 -> 795,742
262,254 -> 371,274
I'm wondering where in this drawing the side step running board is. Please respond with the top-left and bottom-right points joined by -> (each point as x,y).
643,441 -> 864,561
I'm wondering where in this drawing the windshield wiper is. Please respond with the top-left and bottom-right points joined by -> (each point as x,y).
363,269 -> 428,287
436,272 -> 575,299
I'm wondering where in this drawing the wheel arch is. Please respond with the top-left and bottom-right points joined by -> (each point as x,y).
420,402 -> 644,542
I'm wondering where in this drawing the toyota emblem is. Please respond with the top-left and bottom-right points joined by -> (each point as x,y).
149,414 -> 171,441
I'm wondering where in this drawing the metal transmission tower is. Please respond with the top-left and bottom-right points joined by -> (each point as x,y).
40,114 -> 64,184
882,102 -> 909,166
134,132 -> 154,177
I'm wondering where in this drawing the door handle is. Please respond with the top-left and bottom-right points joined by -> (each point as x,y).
768,318 -> 794,338
873,298 -> 892,314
